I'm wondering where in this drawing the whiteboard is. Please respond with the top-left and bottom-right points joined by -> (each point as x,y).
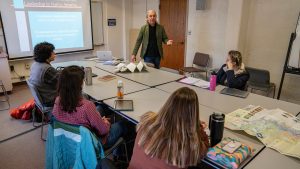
288,13 -> 300,68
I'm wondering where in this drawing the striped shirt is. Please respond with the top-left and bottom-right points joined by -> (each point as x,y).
52,97 -> 110,144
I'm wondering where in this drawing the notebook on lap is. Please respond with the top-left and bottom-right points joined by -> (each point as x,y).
220,88 -> 249,98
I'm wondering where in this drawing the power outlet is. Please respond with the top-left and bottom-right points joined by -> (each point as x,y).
25,63 -> 30,69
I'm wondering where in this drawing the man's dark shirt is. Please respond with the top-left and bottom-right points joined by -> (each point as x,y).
145,24 -> 160,58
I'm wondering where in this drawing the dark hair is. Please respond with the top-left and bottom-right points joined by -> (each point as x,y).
228,50 -> 242,67
33,42 -> 55,62
57,65 -> 85,113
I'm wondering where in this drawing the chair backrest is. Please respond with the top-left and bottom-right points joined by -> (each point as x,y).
26,79 -> 45,111
193,52 -> 210,67
245,67 -> 270,85
46,120 -> 104,169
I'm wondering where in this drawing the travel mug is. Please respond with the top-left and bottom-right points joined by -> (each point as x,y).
209,112 -> 225,147
84,67 -> 93,86
210,71 -> 217,91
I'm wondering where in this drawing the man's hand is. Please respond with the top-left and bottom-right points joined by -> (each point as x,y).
167,40 -> 173,45
131,55 -> 136,62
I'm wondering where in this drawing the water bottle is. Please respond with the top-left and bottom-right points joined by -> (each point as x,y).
84,67 -> 93,86
210,71 -> 217,91
117,80 -> 124,99
209,112 -> 225,147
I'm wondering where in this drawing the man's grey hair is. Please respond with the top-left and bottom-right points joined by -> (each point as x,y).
146,10 -> 157,18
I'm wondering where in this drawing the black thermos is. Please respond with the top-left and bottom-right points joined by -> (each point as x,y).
209,112 -> 225,147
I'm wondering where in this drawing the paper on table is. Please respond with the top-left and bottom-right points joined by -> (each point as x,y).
126,62 -> 137,72
116,63 -> 126,69
136,61 -> 144,71
120,66 -> 128,72
179,77 -> 210,89
98,75 -> 116,81
114,61 -> 147,73
137,61 -> 144,72
193,79 -> 210,88
179,77 -> 200,84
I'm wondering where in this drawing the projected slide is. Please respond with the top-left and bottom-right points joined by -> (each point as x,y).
28,12 -> 84,49
0,0 -> 93,59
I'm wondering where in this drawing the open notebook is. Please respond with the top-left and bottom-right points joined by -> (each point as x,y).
179,77 -> 210,89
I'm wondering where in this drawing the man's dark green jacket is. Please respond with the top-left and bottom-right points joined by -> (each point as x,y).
132,23 -> 169,59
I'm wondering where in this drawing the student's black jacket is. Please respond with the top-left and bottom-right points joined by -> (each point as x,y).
216,64 -> 249,90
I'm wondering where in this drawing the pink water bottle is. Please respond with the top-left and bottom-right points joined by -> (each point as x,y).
210,71 -> 217,91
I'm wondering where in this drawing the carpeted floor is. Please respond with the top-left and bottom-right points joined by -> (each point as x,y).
0,84 -> 46,169
0,84 -> 36,142
0,126 -> 45,169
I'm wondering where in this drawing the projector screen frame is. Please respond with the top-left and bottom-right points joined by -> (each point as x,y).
0,12 -> 9,57
0,0 -> 94,60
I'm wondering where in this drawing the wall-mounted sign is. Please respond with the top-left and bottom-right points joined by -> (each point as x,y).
108,19 -> 116,26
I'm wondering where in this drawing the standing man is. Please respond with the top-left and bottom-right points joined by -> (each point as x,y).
131,10 -> 173,69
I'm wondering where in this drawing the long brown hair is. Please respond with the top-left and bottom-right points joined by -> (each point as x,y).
57,66 -> 85,113
137,87 -> 208,168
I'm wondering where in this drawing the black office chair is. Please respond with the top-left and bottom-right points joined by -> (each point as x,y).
26,79 -> 53,141
245,67 -> 276,98
179,52 -> 210,80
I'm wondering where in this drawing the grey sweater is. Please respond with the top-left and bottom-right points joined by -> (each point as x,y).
29,62 -> 59,106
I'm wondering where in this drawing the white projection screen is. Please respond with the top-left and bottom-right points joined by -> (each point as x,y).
0,0 -> 93,60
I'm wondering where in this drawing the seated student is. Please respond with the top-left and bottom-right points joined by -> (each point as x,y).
52,66 -> 126,149
128,87 -> 209,169
29,42 -> 59,107
216,50 -> 249,90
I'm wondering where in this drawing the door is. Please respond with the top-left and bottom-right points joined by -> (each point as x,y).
160,0 -> 187,70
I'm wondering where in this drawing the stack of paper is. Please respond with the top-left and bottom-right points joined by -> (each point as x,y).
114,61 -> 148,73
179,77 -> 210,89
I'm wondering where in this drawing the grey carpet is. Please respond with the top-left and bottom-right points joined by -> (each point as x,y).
0,127 -> 45,169
0,84 -> 36,141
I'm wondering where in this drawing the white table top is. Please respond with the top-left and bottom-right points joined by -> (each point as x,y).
95,63 -> 184,87
52,61 -> 300,168
244,148 -> 300,169
156,82 -> 300,116
104,88 -> 265,168
52,61 -> 149,101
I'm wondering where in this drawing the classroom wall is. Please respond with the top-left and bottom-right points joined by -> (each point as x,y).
132,0 -> 160,29
243,0 -> 300,98
186,0 -> 229,68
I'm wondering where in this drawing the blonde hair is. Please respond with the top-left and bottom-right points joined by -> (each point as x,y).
228,50 -> 242,68
137,87 -> 208,168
